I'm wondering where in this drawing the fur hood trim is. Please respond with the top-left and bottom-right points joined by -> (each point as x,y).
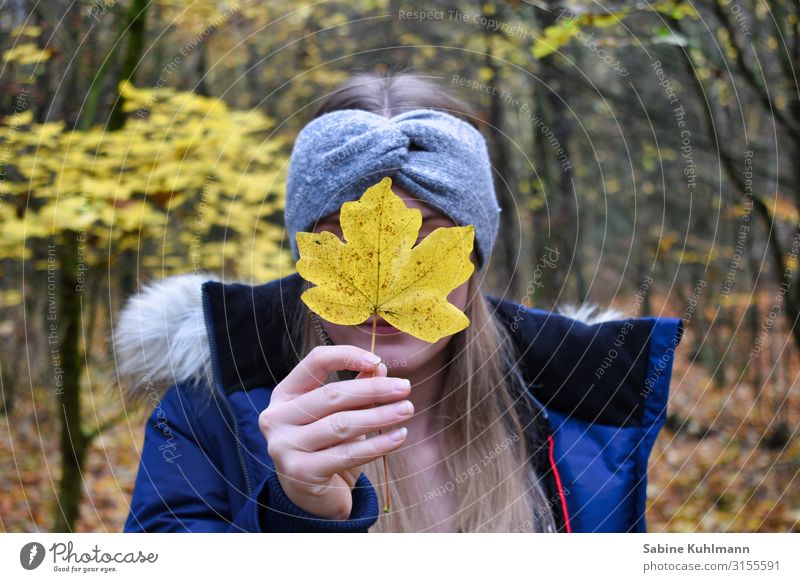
112,272 -> 222,401
555,302 -> 626,325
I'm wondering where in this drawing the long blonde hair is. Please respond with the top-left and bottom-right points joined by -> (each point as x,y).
286,271 -> 556,532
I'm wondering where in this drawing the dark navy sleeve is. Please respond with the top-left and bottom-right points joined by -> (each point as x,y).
123,384 -> 379,533
256,468 -> 379,532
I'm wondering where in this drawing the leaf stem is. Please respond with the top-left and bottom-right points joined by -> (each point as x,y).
370,312 -> 391,513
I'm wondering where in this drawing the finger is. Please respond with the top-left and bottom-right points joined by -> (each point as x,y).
274,345 -> 381,401
308,427 -> 409,476
351,362 -> 389,411
291,399 -> 414,451
280,374 -> 410,425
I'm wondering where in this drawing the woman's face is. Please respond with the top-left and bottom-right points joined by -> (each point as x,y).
312,185 -> 477,374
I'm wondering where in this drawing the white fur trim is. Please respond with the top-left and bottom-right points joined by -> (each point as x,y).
112,272 -> 221,399
556,303 -> 626,324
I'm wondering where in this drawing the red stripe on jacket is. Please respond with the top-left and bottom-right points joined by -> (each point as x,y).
547,434 -> 572,533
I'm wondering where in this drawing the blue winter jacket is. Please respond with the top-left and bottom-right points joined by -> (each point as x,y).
117,271 -> 683,533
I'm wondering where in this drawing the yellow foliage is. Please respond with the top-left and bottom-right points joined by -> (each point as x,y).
764,196 -> 798,225
0,80 -> 290,280
10,24 -> 43,38
678,248 -> 718,263
651,0 -> 700,19
2,42 -> 51,65
478,66 -> 494,83
579,12 -> 627,27
0,206 -> 47,243
533,23 -> 576,59
657,232 -> 679,254
0,289 -> 23,307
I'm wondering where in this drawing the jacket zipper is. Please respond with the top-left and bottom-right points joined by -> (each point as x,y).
201,284 -> 254,497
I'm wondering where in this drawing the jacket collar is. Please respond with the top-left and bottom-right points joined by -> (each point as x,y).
200,272 -> 651,427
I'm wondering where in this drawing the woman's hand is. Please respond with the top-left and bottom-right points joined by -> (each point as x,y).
258,345 -> 413,520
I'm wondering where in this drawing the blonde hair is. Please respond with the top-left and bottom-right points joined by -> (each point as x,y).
286,273 -> 557,532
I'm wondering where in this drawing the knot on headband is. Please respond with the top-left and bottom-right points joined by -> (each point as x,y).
285,108 -> 501,270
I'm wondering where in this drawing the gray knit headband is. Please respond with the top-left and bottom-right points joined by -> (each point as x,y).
284,108 -> 501,269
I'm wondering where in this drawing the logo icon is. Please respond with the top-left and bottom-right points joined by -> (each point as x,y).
20,542 -> 46,570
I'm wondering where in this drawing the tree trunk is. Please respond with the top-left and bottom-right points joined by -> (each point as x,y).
52,237 -> 89,532
51,0 -> 149,532
537,5 -> 586,306
481,1 -> 522,298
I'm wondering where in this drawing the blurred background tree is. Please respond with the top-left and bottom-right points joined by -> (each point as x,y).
0,0 -> 798,532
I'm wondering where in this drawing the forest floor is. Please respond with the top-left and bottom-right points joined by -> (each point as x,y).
1,335 -> 798,532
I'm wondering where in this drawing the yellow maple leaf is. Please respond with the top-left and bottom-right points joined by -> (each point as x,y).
295,177 -> 475,343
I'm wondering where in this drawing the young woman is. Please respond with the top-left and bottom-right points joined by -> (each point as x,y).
116,72 -> 683,533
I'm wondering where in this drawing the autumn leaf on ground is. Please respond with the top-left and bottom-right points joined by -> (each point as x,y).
295,176 -> 475,342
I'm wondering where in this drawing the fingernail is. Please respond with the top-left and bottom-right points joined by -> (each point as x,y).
394,400 -> 413,415
364,353 -> 381,365
392,378 -> 410,390
388,427 -> 407,442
